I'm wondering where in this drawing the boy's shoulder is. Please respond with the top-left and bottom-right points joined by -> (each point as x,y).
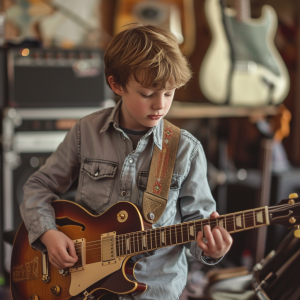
177,128 -> 203,161
78,106 -> 115,128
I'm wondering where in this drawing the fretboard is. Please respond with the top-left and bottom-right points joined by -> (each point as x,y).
115,207 -> 269,257
235,0 -> 251,22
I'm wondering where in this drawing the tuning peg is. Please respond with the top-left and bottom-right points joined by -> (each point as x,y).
294,226 -> 300,238
289,193 -> 298,199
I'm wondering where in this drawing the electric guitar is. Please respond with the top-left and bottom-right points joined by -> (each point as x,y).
11,195 -> 300,299
199,0 -> 290,106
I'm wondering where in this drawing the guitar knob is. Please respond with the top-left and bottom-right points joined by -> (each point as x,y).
294,226 -> 300,239
59,268 -> 69,276
50,285 -> 61,296
29,295 -> 39,300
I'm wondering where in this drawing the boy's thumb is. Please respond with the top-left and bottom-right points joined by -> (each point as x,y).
67,240 -> 78,261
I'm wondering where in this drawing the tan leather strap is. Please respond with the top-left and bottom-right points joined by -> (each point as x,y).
142,120 -> 181,223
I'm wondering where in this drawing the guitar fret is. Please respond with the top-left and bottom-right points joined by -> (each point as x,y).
130,233 -> 135,254
147,230 -> 152,250
142,231 -> 147,251
161,228 -> 165,247
182,223 -> 189,243
245,211 -> 255,229
202,219 -> 209,238
151,230 -> 156,250
226,214 -> 234,232
171,225 -> 176,245
157,228 -> 161,249
175,224 -> 182,244
253,211 -> 256,227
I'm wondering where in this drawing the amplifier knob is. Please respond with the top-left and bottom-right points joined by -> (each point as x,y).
29,295 -> 39,300
51,285 -> 61,296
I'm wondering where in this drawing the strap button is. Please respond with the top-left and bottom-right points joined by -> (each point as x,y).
148,212 -> 155,220
121,191 -> 127,197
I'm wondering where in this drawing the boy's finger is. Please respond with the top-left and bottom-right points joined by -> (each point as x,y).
212,228 -> 224,250
210,211 -> 219,219
204,225 -> 216,251
67,239 -> 78,261
197,231 -> 209,252
215,226 -> 233,246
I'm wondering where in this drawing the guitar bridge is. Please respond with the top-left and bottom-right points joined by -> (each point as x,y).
101,232 -> 116,264
69,238 -> 86,273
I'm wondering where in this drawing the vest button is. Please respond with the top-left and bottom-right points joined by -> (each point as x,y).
129,158 -> 134,164
121,191 -> 127,196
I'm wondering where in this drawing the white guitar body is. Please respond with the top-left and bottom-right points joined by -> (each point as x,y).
199,0 -> 290,106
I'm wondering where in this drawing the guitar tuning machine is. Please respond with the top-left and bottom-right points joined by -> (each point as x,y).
289,193 -> 298,204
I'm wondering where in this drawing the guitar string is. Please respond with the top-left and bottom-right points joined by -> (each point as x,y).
73,214 -> 290,254
74,201 -> 298,258
72,203 -> 299,252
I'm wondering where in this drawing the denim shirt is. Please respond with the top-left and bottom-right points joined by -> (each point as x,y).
21,100 -> 222,300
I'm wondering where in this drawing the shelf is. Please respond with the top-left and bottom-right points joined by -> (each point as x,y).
167,101 -> 279,119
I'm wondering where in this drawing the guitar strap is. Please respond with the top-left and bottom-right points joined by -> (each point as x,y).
142,119 -> 181,224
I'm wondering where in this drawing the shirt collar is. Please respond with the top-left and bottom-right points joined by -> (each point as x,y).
99,100 -> 122,133
99,100 -> 163,150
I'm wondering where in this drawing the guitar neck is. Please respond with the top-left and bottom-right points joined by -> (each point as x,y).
115,206 -> 269,256
234,0 -> 251,22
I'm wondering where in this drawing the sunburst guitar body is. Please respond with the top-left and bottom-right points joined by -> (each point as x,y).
10,200 -> 147,300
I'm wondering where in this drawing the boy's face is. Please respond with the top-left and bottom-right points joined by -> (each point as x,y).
112,77 -> 176,131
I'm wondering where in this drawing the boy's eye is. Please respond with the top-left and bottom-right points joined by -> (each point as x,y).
165,94 -> 172,97
141,93 -> 152,98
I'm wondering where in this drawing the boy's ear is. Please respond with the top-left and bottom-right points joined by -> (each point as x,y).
108,76 -> 123,96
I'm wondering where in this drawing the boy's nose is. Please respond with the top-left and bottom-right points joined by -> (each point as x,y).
152,96 -> 165,110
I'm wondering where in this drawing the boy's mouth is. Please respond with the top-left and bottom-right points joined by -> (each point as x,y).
147,115 -> 162,120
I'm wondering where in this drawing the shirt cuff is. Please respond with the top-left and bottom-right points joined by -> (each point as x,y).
27,216 -> 58,252
190,240 -> 224,265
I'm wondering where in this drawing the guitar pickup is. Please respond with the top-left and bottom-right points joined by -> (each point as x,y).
69,238 -> 86,273
101,232 -> 116,263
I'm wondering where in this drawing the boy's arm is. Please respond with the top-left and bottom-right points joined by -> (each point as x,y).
178,140 -> 232,264
20,122 -> 80,253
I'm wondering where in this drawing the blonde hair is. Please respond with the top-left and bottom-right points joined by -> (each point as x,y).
104,24 -> 192,92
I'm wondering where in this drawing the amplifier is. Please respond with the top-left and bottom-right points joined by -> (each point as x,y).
7,48 -> 113,107
2,106 -> 110,272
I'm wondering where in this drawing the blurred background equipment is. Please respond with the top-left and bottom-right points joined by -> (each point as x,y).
8,48 -> 112,107
2,106 -> 111,274
199,0 -> 290,106
114,0 -> 196,56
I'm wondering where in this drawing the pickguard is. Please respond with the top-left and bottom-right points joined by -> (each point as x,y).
69,258 -> 126,296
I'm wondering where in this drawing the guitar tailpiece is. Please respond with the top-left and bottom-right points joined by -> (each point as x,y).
83,290 -> 94,299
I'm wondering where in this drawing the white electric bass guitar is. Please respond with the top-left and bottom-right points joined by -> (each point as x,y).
199,0 -> 290,106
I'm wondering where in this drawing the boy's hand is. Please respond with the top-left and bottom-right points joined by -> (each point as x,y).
40,229 -> 78,269
196,211 -> 233,259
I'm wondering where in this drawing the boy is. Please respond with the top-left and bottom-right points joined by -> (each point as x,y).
21,24 -> 232,299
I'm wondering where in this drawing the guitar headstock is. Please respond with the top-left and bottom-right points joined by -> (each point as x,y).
269,194 -> 300,231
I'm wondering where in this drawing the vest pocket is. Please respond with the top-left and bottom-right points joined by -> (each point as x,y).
80,159 -> 118,211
